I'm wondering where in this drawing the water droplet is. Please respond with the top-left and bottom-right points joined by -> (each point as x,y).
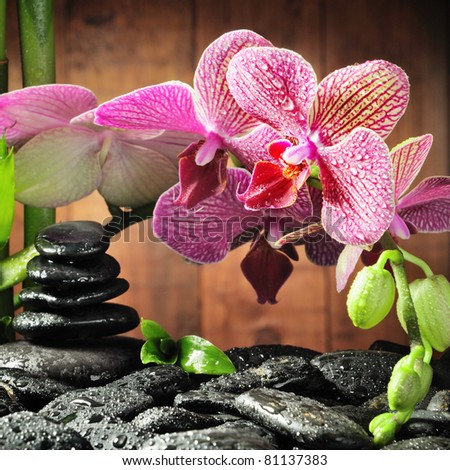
281,96 -> 295,111
350,167 -> 358,176
113,435 -> 128,449
70,397 -> 103,408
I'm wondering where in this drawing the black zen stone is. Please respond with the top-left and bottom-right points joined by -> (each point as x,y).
0,337 -> 143,387
141,421 -> 277,450
0,367 -> 74,411
310,350 -> 402,404
34,221 -> 109,259
383,436 -> 450,450
0,411 -> 92,449
174,390 -> 241,415
225,344 -> 320,371
0,388 -> 26,417
396,410 -> 450,439
40,386 -> 154,423
73,422 -> 146,450
19,278 -> 129,309
235,388 -> 373,449
26,254 -> 120,286
106,365 -> 191,405
427,390 -> 450,412
202,355 -> 327,395
12,303 -> 140,340
131,406 -> 223,434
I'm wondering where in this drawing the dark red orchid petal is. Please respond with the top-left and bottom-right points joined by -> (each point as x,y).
267,139 -> 292,160
238,161 -> 297,210
279,243 -> 299,261
241,237 -> 294,305
175,146 -> 228,209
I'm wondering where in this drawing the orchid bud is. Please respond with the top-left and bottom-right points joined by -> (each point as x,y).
387,346 -> 433,412
369,412 -> 402,447
408,275 -> 450,352
347,265 -> 396,329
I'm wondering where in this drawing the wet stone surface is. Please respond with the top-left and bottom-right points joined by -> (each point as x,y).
0,367 -> 74,411
202,356 -> 327,395
26,254 -> 121,286
106,365 -> 192,405
19,278 -> 129,309
141,421 -> 277,450
0,338 -> 143,387
310,350 -> 402,404
13,304 -> 140,341
0,411 -> 92,449
35,221 -> 109,259
131,406 -> 223,434
40,385 -> 154,424
174,389 -> 241,415
225,344 -> 320,371
427,389 -> 450,411
0,341 -> 449,449
235,388 -> 373,449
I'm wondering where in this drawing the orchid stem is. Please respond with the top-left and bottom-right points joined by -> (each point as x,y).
0,0 -> 15,343
379,232 -> 423,349
0,244 -> 38,291
400,248 -> 434,278
17,0 -> 56,286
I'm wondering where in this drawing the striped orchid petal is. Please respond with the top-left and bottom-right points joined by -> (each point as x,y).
319,128 -> 395,245
152,168 -> 262,263
397,176 -> 450,233
0,84 -> 97,147
390,134 -> 433,199
195,29 -> 272,137
14,127 -> 101,207
227,47 -> 317,136
98,139 -> 179,208
310,60 -> 409,147
95,81 -> 206,135
336,245 -> 364,293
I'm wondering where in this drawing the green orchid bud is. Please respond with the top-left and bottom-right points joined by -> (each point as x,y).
369,412 -> 402,447
408,275 -> 450,352
387,346 -> 433,412
347,265 -> 396,329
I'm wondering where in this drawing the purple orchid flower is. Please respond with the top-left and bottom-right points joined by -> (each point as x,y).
152,167 -> 315,304
226,47 -> 411,246
0,84 -> 189,208
94,30 -> 273,209
336,134 -> 450,291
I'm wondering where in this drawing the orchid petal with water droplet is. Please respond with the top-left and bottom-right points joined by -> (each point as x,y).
310,60 -> 409,147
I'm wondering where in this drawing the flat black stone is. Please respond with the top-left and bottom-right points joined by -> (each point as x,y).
131,406 -> 222,434
225,344 -> 320,371
40,385 -> 154,424
141,421 -> 277,450
383,436 -> 450,450
0,388 -> 26,418
427,390 -> 450,411
0,338 -> 144,387
0,367 -> 74,411
106,365 -> 191,405
12,303 -> 140,340
235,388 -> 373,449
19,278 -> 129,309
174,390 -> 241,415
26,254 -> 120,286
0,411 -> 92,449
310,350 -> 402,404
35,221 -> 109,259
202,355 -> 327,395
397,410 -> 450,439
74,422 -> 146,450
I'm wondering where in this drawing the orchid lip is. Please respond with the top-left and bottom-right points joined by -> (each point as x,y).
389,212 -> 411,240
195,132 -> 224,166
282,138 -> 316,165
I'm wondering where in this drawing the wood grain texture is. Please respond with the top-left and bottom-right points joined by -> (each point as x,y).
4,0 -> 449,351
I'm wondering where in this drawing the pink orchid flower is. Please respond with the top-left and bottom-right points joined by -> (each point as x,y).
0,84 -> 188,208
336,134 -> 450,291
94,30 -> 273,209
152,167 -> 315,304
226,47 -> 410,246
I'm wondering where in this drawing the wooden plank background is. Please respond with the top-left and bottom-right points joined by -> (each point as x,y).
5,0 -> 449,352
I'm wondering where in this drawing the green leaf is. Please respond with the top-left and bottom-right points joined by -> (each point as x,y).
140,319 -> 172,341
140,338 -> 178,365
0,135 -> 14,249
177,335 -> 236,375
